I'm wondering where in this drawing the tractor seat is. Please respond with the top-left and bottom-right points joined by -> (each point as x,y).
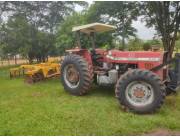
90,49 -> 103,67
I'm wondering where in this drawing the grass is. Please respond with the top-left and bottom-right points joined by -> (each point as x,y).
0,66 -> 180,135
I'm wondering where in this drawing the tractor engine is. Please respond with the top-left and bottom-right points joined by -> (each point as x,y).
97,69 -> 118,85
96,63 -> 137,85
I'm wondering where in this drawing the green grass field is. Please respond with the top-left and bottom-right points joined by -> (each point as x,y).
0,66 -> 180,135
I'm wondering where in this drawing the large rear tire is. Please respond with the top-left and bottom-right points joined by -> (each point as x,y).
115,69 -> 166,114
61,54 -> 93,96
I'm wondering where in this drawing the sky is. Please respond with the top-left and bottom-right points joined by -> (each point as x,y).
132,17 -> 156,40
75,1 -> 156,40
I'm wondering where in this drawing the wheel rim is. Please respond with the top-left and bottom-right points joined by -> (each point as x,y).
64,64 -> 80,89
125,81 -> 154,107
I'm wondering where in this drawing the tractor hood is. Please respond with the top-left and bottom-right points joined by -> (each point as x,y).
105,50 -> 164,63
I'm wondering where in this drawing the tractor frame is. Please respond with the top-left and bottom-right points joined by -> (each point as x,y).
61,23 -> 180,114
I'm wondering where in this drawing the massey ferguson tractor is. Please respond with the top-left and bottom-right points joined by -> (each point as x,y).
61,23 -> 180,114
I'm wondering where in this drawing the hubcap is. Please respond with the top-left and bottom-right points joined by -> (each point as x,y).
125,81 -> 154,107
64,64 -> 80,88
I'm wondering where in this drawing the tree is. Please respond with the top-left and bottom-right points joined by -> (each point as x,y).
143,42 -> 151,51
1,15 -> 57,63
87,1 -> 139,50
142,39 -> 161,51
0,1 -> 87,62
128,38 -> 144,51
43,1 -> 88,34
0,1 -> 87,33
55,12 -> 88,55
55,12 -> 115,55
175,32 -> 180,52
1,15 -> 33,62
141,1 -> 180,59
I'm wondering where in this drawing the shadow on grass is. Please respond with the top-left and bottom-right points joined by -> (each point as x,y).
43,78 -> 116,98
89,85 -> 115,97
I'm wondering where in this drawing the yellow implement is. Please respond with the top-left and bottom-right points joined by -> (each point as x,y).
10,58 -> 62,84
9,67 -> 22,78
24,63 -> 61,84
9,65 -> 34,78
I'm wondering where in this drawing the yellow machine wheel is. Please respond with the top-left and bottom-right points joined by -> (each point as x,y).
24,72 -> 44,84
35,72 -> 44,81
24,76 -> 34,84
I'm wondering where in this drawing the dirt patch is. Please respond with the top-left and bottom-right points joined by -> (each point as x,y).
31,92 -> 44,97
145,128 -> 180,136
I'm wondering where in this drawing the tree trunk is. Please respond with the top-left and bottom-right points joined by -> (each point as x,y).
42,55 -> 46,62
162,36 -> 176,61
155,1 -> 180,61
28,54 -> 33,64
122,15 -> 126,51
29,58 -> 33,64
122,37 -> 125,50
7,57 -> 10,66
14,55 -> 17,65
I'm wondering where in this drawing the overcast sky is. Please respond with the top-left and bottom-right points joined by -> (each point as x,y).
132,17 -> 156,40
75,1 -> 156,40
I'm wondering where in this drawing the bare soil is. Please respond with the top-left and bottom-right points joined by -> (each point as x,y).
145,128 -> 180,136
0,59 -> 28,67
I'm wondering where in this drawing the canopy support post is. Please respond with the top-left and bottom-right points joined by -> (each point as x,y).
90,32 -> 96,49
76,31 -> 81,48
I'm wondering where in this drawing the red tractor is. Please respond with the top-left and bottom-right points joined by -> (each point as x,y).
61,23 -> 180,114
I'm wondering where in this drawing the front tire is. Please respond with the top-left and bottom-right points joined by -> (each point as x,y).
115,69 -> 166,114
61,54 -> 93,96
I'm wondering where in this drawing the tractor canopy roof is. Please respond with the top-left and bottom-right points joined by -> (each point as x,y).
72,23 -> 116,34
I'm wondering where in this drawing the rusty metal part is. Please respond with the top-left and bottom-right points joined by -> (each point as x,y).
24,72 -> 44,84
24,76 -> 34,84
66,64 -> 79,83
133,87 -> 145,98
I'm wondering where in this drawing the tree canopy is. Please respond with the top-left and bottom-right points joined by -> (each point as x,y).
0,1 -> 87,62
141,1 -> 180,58
87,1 -> 139,49
0,1 -> 180,63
